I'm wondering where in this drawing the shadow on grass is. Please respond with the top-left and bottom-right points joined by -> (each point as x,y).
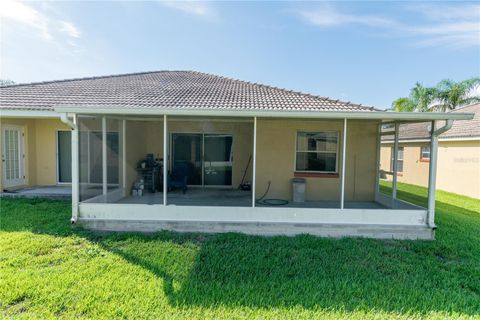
1,197 -> 479,315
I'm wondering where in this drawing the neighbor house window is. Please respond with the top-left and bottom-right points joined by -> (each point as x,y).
421,146 -> 430,161
391,146 -> 404,173
295,132 -> 338,173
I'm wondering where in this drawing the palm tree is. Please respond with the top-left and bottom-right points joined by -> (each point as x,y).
431,78 -> 480,112
391,83 -> 435,112
410,82 -> 436,112
392,97 -> 415,112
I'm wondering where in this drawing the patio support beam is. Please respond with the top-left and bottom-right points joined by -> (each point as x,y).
391,122 -> 399,207
163,115 -> 168,206
427,119 -> 452,227
71,114 -> 79,223
102,116 -> 107,197
374,122 -> 382,200
252,116 -> 257,207
122,119 -> 126,196
340,118 -> 347,209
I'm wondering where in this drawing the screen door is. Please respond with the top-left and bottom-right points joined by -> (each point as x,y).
2,125 -> 25,188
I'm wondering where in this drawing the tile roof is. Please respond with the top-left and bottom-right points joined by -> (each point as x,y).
384,103 -> 480,141
0,71 -> 378,113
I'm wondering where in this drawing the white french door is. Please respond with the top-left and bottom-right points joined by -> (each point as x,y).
2,125 -> 25,188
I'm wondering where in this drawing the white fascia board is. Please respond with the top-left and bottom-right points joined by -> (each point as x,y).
54,105 -> 474,121
0,109 -> 60,118
381,136 -> 480,144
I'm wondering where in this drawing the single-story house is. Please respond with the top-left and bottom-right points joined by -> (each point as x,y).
380,103 -> 479,199
0,71 -> 474,239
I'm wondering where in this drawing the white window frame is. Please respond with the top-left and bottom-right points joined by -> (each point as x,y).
391,146 -> 404,173
420,145 -> 430,161
294,131 -> 340,174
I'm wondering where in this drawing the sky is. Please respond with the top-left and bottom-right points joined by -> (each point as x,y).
0,1 -> 479,109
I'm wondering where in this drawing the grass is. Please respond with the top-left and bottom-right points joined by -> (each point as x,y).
0,183 -> 479,319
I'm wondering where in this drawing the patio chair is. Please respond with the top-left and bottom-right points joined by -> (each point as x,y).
168,161 -> 189,194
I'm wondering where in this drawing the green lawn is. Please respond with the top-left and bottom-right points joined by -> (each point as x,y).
1,183 -> 479,319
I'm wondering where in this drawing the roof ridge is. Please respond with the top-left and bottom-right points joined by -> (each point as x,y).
451,102 -> 480,113
190,70 -> 379,111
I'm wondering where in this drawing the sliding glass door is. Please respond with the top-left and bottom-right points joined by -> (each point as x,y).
171,133 -> 233,187
204,134 -> 233,186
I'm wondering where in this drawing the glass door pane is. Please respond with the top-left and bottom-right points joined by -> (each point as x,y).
172,134 -> 202,185
57,131 -> 72,183
204,134 -> 233,186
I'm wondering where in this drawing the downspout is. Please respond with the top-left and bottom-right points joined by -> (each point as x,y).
433,119 -> 453,136
427,119 -> 453,230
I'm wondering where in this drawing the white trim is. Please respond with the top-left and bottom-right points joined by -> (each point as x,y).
0,110 -> 60,118
54,106 -> 474,121
252,116 -> 257,207
340,119 -> 347,209
381,136 -> 480,144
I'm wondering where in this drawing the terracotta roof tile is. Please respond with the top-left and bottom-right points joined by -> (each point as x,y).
0,71 -> 378,113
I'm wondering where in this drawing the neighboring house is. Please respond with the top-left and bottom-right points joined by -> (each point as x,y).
0,71 -> 474,239
380,104 -> 480,199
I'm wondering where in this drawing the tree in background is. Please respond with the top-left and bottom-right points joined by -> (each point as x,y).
0,79 -> 15,86
432,78 -> 480,112
392,77 -> 480,112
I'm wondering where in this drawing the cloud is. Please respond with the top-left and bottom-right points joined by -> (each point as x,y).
299,3 -> 480,49
0,0 -> 52,39
60,21 -> 81,38
301,5 -> 395,28
0,0 -> 81,45
159,1 -> 214,17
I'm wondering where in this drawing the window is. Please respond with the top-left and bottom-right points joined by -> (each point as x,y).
295,132 -> 338,173
391,146 -> 404,173
421,145 -> 430,161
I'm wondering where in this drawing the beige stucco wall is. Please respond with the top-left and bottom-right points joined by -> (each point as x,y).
380,140 -> 480,199
437,140 -> 480,199
380,143 -> 430,187
255,119 -> 379,201
0,117 -> 69,190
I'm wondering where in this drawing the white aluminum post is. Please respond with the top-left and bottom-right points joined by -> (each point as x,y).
102,116 -> 107,198
122,119 -> 126,196
71,114 -> 79,222
340,118 -> 347,209
252,116 -> 257,207
391,122 -> 399,207
427,120 -> 438,227
374,123 -> 382,200
163,115 -> 168,206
